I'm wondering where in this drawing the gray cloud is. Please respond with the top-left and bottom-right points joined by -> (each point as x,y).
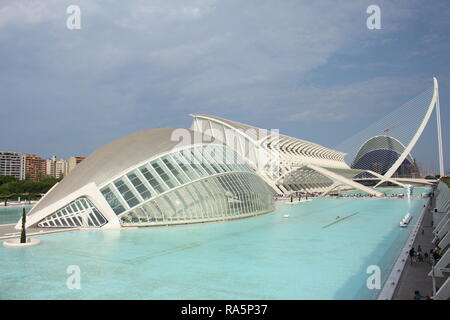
0,0 -> 449,172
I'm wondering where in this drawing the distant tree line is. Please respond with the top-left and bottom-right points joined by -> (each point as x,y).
0,175 -> 61,201
442,176 -> 450,187
425,175 -> 441,180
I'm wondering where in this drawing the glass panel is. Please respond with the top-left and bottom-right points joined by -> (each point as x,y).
127,171 -> 152,200
178,148 -> 207,177
212,145 -> 233,171
93,208 -> 106,225
65,211 -> 75,226
175,187 -> 195,220
117,172 -> 274,226
146,201 -> 165,222
134,207 -> 148,223
171,152 -> 199,180
80,198 -> 89,209
162,156 -> 189,184
114,178 -> 140,208
166,192 -> 186,221
191,147 -> 215,175
202,145 -> 226,173
101,186 -> 126,214
70,203 -> 78,213
139,165 -> 166,193
150,159 -> 179,189
188,183 -> 208,219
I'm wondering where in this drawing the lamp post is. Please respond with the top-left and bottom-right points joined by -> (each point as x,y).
20,207 -> 26,244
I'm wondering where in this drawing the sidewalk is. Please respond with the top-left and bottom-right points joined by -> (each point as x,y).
0,224 -> 76,240
393,195 -> 445,299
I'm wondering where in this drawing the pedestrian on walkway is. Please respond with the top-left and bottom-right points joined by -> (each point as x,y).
424,252 -> 430,264
409,247 -> 416,265
414,290 -> 422,300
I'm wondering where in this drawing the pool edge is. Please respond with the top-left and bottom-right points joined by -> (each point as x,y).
377,197 -> 430,300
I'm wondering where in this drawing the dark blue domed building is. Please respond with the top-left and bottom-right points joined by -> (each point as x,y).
351,135 -> 420,178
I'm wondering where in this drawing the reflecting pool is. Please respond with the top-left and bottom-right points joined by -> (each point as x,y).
0,188 -> 428,299
0,206 -> 32,225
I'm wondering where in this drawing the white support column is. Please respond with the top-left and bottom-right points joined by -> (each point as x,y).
320,182 -> 342,197
438,230 -> 450,251
434,211 -> 450,235
434,218 -> 450,243
366,170 -> 406,188
436,84 -> 445,177
307,164 -> 383,197
433,276 -> 450,300
428,248 -> 450,277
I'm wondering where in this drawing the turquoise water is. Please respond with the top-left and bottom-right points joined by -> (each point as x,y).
0,206 -> 32,225
0,188 -> 428,300
343,186 -> 428,197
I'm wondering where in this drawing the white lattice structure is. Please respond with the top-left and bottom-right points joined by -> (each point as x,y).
190,114 -> 384,196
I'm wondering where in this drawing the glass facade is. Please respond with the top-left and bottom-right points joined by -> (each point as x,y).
38,197 -> 107,228
98,144 -> 273,227
120,172 -> 273,226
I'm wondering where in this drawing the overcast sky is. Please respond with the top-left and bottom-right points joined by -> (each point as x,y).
0,0 -> 449,173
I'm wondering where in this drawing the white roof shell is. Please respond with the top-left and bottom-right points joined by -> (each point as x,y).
20,128 -> 217,229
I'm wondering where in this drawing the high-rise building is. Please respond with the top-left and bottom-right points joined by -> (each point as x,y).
46,156 -> 68,179
68,156 -> 86,173
25,154 -> 47,180
0,151 -> 26,180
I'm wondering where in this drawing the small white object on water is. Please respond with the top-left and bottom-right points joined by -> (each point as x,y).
399,213 -> 412,227
283,214 -> 289,218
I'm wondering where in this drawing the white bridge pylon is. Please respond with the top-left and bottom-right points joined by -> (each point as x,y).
375,77 -> 445,187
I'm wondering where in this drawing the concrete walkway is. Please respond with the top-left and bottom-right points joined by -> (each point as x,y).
393,194 -> 446,299
0,224 -> 76,240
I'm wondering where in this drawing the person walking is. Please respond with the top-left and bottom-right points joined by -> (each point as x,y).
409,247 -> 415,265
414,290 -> 422,300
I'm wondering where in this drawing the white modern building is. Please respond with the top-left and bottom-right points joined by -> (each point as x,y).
190,114 -> 386,197
18,77 -> 445,230
190,78 -> 444,196
0,151 -> 26,180
19,128 -> 274,229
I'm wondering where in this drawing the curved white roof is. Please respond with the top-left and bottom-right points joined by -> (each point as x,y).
191,114 -> 346,161
29,128 -> 213,215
